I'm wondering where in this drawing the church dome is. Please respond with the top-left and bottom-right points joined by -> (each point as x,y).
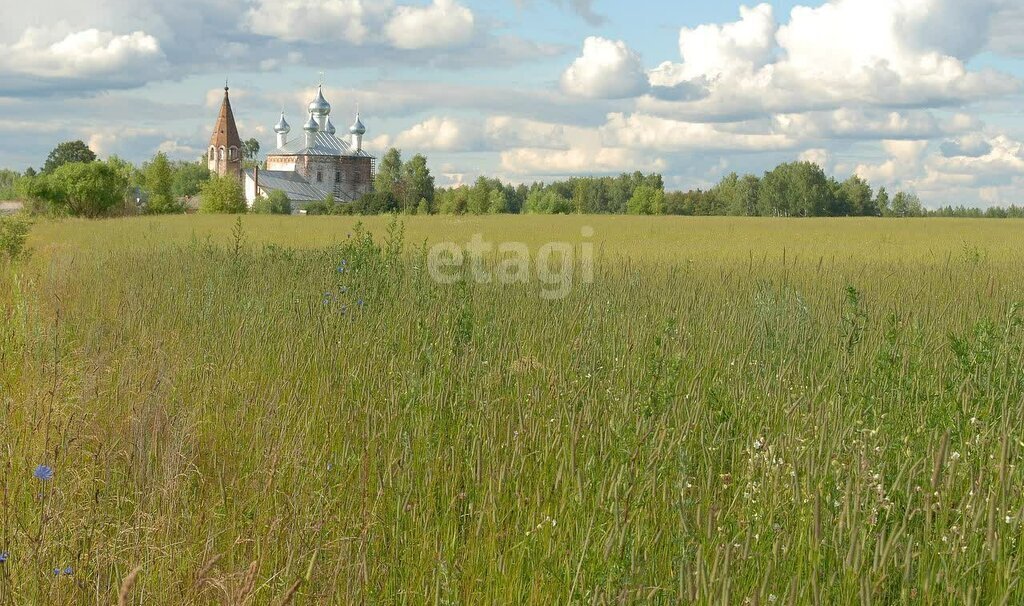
308,85 -> 331,116
325,117 -> 337,136
303,112 -> 319,132
349,114 -> 366,136
274,112 -> 291,134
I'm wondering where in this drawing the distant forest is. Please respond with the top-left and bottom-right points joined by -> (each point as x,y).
4,141 -> 1022,219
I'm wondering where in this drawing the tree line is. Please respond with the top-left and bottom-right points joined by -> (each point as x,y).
5,140 -> 1022,219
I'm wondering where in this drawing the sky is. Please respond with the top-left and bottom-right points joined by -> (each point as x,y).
0,0 -> 1022,207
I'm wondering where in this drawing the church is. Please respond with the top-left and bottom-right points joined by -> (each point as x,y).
207,83 -> 375,212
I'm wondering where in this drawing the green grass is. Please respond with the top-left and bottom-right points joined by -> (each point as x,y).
2,215 -> 1024,604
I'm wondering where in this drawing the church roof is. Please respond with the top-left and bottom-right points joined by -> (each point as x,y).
272,131 -> 373,158
247,169 -> 330,202
209,87 -> 242,149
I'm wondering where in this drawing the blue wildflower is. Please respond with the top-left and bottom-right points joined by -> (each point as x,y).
357,299 -> 365,307
63,566 -> 73,576
327,463 -> 333,471
322,293 -> 333,304
0,551 -> 9,564
53,568 -> 60,577
34,465 -> 54,481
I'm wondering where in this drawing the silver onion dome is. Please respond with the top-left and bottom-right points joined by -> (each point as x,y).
274,112 -> 291,134
308,85 -> 331,116
303,112 -> 319,132
349,113 -> 366,136
325,117 -> 337,136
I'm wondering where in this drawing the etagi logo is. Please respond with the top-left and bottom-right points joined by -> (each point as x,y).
427,227 -> 596,300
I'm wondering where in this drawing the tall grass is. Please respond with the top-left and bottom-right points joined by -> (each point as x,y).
1,216 -> 1023,604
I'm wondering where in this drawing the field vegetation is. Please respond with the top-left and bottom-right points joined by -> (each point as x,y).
1,214 -> 1024,603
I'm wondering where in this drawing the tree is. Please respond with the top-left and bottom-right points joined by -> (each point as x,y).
252,190 -> 292,215
46,162 -> 128,217
242,138 -> 261,161
0,169 -> 19,200
399,154 -> 434,212
487,188 -> 509,214
199,174 -> 247,214
627,184 -> 665,215
837,175 -> 875,216
42,140 -> 97,174
374,148 -> 403,197
144,152 -> 182,214
875,187 -> 891,217
416,198 -> 431,215
172,162 -> 211,199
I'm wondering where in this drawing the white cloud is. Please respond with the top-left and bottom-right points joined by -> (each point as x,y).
602,113 -> 796,152
632,0 -> 1020,120
676,3 -> 776,81
561,37 -> 649,99
773,109 -> 977,140
384,0 -> 475,50
0,27 -> 163,78
391,116 -> 480,151
798,148 -> 832,169
246,0 -> 390,44
501,146 -> 666,176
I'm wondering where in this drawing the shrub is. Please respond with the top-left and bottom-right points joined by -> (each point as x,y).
199,175 -> 247,214
0,215 -> 31,260
251,190 -> 292,215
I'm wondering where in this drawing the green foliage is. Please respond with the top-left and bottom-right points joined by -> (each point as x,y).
42,140 -> 97,174
626,184 -> 665,215
399,154 -> 435,212
242,138 -> 261,161
0,169 -> 19,200
251,190 -> 292,215
525,188 -> 572,214
374,148 -> 403,196
416,197 -> 431,215
171,162 -> 211,199
198,174 -> 247,214
0,215 -> 30,259
144,152 -> 183,214
23,161 -> 129,217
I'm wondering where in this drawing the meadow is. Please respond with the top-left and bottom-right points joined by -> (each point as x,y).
2,214 -> 1024,604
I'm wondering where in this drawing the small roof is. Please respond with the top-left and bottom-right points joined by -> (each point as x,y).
247,170 -> 330,202
272,131 -> 373,158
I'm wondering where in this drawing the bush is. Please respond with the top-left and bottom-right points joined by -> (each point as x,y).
252,190 -> 292,215
0,215 -> 31,260
21,162 -> 129,218
199,175 -> 247,214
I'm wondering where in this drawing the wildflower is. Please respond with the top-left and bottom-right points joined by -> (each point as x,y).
340,286 -> 348,293
0,552 -> 8,564
34,465 -> 54,481
357,299 -> 365,307
53,568 -> 60,577
63,566 -> 73,576
768,595 -> 778,603
950,451 -> 961,462
1006,516 -> 1014,525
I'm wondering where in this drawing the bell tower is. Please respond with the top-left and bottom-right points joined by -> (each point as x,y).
207,83 -> 243,181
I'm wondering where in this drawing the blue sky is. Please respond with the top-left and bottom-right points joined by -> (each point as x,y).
1,0 -> 1022,207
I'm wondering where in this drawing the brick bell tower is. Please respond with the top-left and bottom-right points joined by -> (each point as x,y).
207,83 -> 242,181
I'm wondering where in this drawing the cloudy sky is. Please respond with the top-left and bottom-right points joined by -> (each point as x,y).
1,0 -> 1022,207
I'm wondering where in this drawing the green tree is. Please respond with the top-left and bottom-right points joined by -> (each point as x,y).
172,162 -> 211,199
416,198 -> 431,215
252,190 -> 292,215
837,175 -> 875,216
0,169 -> 19,199
242,138 -> 261,161
875,187 -> 891,216
399,154 -> 434,212
199,174 -> 247,214
374,148 -> 403,197
627,184 -> 665,215
46,162 -> 128,217
487,188 -> 509,214
144,152 -> 183,214
42,140 -> 97,174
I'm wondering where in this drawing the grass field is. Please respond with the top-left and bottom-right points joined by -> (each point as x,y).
2,215 -> 1024,604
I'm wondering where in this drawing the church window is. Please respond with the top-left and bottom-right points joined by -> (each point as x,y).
317,171 -> 323,183
219,146 -> 225,160
209,146 -> 215,160
335,171 -> 341,182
